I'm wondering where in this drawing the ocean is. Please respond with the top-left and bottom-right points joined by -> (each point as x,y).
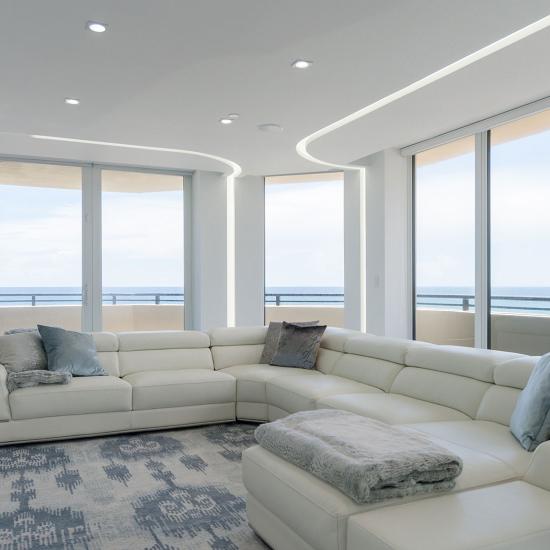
0,286 -> 549,314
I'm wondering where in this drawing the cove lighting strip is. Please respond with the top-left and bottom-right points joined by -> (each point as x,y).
31,133 -> 241,328
31,134 -> 242,177
295,14 -> 550,333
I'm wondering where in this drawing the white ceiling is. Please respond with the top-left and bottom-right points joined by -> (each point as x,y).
1,0 -> 549,176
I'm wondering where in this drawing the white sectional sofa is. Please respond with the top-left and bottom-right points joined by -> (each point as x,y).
0,325 -> 549,549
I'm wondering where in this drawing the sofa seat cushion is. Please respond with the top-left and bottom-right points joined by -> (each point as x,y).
9,376 -> 132,420
124,369 -> 235,411
317,393 -> 470,424
267,374 -> 381,413
221,364 -> 323,403
347,481 -> 550,550
405,420 -> 532,476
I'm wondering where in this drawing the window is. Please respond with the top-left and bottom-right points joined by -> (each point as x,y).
0,161 -> 82,332
414,136 -> 476,346
101,170 -> 185,331
264,172 -> 344,327
490,110 -> 550,354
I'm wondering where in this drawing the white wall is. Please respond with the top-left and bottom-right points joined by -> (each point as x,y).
235,175 -> 265,326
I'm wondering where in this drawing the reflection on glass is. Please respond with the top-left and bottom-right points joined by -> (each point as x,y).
102,170 -> 184,331
415,136 -> 476,346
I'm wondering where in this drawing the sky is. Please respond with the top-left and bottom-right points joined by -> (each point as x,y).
0,185 -> 184,288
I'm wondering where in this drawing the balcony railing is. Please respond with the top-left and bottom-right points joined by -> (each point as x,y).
0,292 -> 185,306
1,291 -> 549,314
265,293 -> 344,306
417,293 -> 550,313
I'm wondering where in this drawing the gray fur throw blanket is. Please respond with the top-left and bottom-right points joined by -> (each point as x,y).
7,370 -> 72,393
255,409 -> 463,503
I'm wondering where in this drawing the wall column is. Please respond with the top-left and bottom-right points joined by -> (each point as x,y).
350,149 -> 410,337
235,175 -> 265,326
344,169 -> 365,331
185,170 -> 228,331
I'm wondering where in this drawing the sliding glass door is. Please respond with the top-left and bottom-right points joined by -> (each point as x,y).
101,169 -> 185,332
489,110 -> 550,354
0,161 -> 83,333
414,137 -> 476,346
413,106 -> 550,355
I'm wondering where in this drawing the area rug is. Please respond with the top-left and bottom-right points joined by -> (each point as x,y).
0,422 -> 269,550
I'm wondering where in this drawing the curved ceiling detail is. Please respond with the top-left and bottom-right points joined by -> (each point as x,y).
30,134 -> 242,177
296,14 -> 550,172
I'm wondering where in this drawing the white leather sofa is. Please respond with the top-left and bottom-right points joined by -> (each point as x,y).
0,330 -> 236,444
1,325 -> 549,550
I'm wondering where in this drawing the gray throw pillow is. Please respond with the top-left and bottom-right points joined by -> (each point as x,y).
38,325 -> 106,376
7,370 -> 72,393
260,320 -> 319,364
270,322 -> 327,370
511,353 -> 550,451
0,331 -> 48,373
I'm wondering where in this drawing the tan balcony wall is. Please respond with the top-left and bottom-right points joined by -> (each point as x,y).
0,305 -> 185,334
416,309 -> 475,347
265,305 -> 344,327
416,308 -> 550,356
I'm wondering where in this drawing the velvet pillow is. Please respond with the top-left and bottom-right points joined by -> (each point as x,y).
260,321 -> 318,364
0,331 -> 48,373
38,325 -> 106,376
270,322 -> 327,370
511,353 -> 550,451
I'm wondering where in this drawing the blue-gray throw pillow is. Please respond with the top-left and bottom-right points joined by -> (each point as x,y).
37,325 -> 106,376
511,353 -> 550,451
270,322 -> 327,370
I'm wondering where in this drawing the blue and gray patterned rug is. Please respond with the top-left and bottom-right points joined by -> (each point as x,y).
0,423 -> 269,550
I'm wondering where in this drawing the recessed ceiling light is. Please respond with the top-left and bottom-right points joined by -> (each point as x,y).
64,98 -> 80,105
219,118 -> 233,125
227,113 -> 240,120
87,21 -> 107,33
291,59 -> 312,69
258,123 -> 283,133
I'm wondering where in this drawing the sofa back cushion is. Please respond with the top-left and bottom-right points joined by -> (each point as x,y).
315,328 -> 361,374
405,344 -> 519,383
117,331 -> 212,376
209,326 -> 267,369
476,386 -> 521,426
391,367 -> 491,418
92,332 -> 120,376
476,356 -> 538,426
329,335 -> 411,391
494,356 -> 538,390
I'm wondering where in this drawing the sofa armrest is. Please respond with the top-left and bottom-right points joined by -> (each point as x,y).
524,441 -> 550,490
0,364 -> 11,421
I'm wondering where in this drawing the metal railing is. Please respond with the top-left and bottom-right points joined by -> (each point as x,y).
417,293 -> 550,313
1,291 -> 549,314
0,292 -> 184,306
265,293 -> 344,306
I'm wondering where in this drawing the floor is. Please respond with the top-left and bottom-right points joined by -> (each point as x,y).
0,422 -> 269,550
